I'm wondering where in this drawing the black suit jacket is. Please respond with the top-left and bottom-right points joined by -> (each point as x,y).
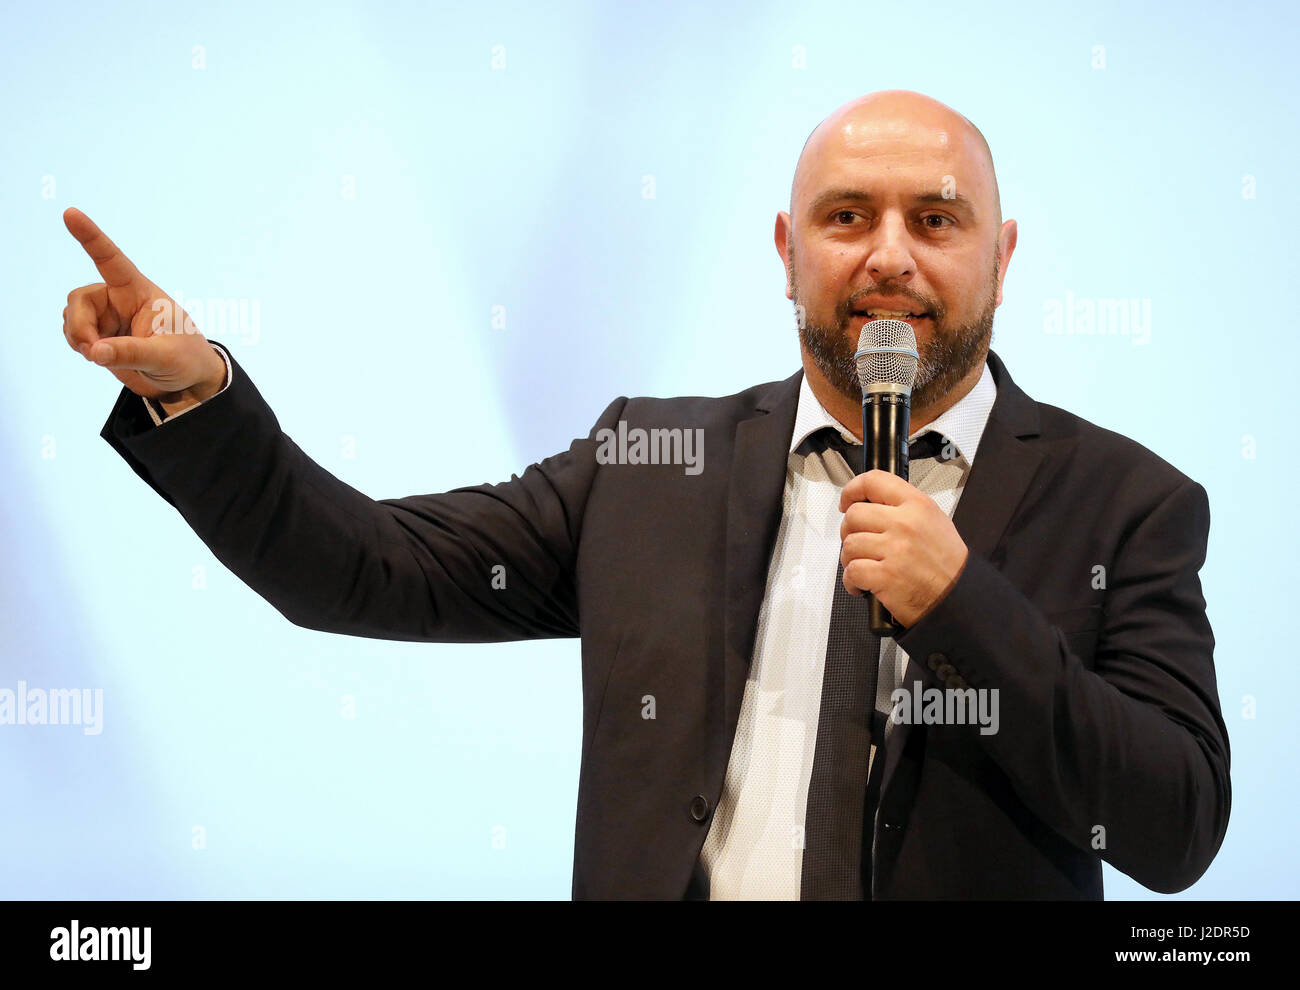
101,345 -> 1230,899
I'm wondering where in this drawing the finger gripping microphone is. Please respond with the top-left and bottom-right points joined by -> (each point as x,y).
854,319 -> 920,637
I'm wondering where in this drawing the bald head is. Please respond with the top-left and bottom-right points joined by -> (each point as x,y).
791,90 -> 1000,226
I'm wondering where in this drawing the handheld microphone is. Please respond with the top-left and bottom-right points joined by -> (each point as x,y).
853,319 -> 920,637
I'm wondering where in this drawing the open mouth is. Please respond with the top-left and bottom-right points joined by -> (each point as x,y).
851,310 -> 930,323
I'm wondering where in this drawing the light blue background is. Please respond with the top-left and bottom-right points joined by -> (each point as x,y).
1,0 -> 1293,899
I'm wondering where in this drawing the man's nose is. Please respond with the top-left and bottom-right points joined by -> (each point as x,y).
863,214 -> 916,282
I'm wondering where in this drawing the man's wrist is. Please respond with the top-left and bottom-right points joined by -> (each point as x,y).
157,345 -> 228,417
191,344 -> 229,400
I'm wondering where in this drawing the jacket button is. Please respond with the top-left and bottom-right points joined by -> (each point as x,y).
946,674 -> 968,690
927,652 -> 947,671
936,663 -> 955,680
689,795 -> 711,823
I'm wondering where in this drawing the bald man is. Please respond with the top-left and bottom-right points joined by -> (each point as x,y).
70,90 -> 1229,901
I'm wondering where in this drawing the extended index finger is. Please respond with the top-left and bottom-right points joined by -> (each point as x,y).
63,207 -> 146,289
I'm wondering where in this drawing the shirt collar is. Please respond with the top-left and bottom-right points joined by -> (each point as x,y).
788,361 -> 998,466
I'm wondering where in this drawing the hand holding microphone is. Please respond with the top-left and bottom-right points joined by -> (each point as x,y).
839,319 -> 969,633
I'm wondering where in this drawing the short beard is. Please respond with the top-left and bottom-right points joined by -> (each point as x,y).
794,258 -> 999,410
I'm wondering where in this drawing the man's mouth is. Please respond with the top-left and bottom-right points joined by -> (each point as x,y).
850,309 -> 931,328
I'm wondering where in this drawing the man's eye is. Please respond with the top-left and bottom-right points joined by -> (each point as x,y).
921,214 -> 953,229
834,211 -> 859,224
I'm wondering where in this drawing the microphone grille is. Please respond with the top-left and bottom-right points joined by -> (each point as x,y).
855,319 -> 919,392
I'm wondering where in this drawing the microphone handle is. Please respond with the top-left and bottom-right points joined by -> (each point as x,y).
861,390 -> 911,637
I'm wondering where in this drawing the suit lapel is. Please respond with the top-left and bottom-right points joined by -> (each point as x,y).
876,349 -> 1046,819
721,369 -> 802,754
948,351 -> 1045,560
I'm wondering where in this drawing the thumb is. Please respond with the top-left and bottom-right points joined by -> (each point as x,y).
90,335 -> 169,374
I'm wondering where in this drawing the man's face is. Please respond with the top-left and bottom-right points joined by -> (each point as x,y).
776,99 -> 1015,410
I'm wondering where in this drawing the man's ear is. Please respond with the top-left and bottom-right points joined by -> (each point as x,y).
775,211 -> 794,300
994,219 -> 1017,307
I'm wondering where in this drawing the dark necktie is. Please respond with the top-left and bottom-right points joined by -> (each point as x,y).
799,425 -> 947,900
800,428 -> 949,474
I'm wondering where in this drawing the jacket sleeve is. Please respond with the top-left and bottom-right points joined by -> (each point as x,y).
896,478 -> 1230,894
100,340 -> 626,644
